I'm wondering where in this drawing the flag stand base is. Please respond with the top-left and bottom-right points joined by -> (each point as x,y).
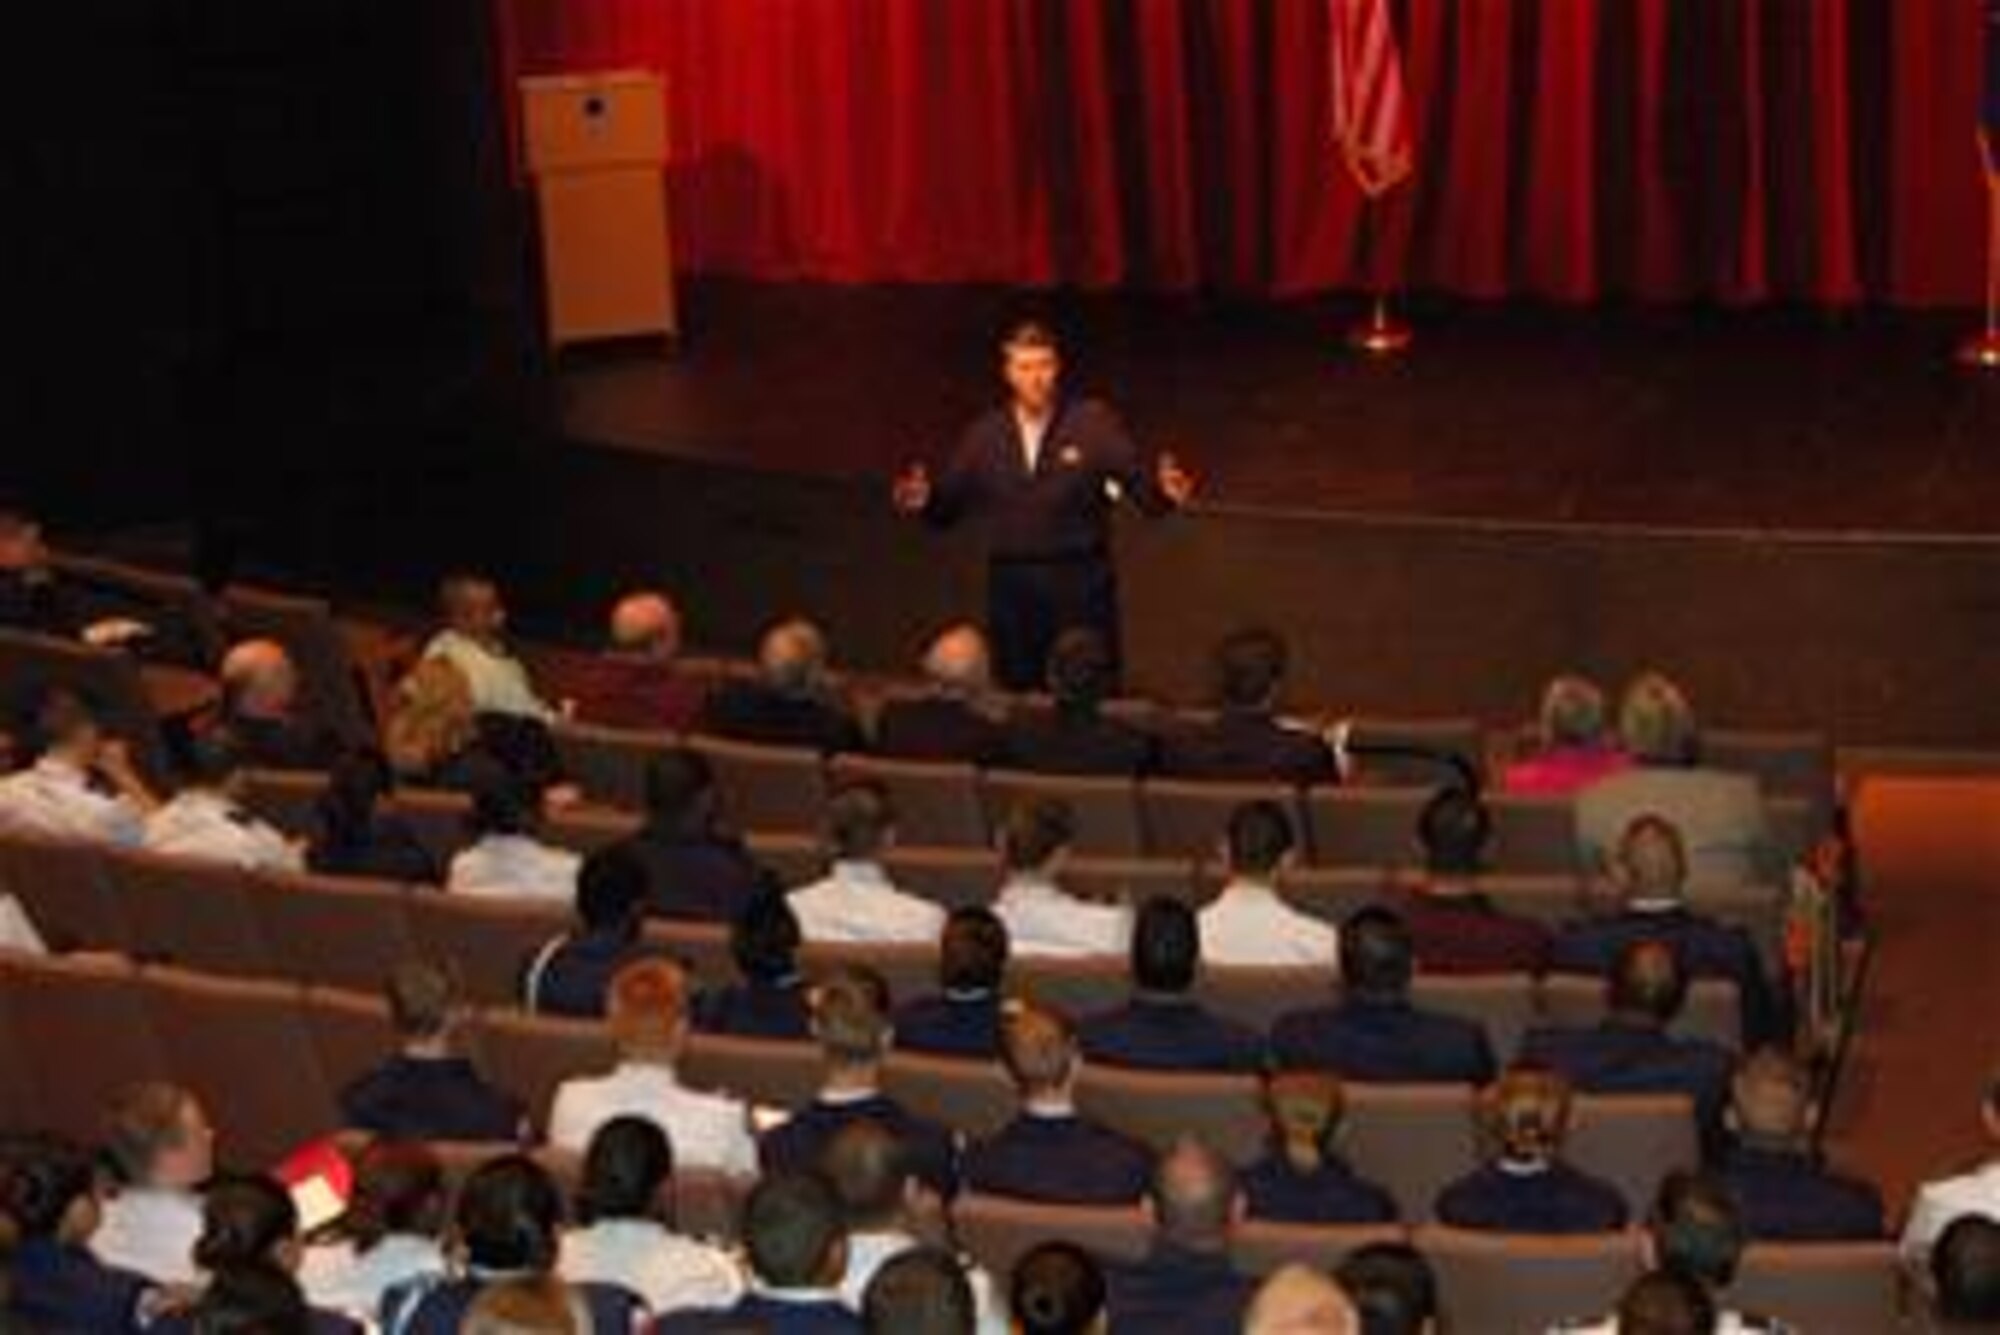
1956,330 -> 2000,371
1348,295 -> 1413,357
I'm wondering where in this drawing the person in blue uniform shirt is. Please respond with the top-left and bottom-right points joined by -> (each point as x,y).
962,1001 -> 1154,1205
2,1134 -> 157,1334
758,967 -> 960,1198
610,748 -> 767,924
1270,906 -> 1497,1085
892,907 -> 1010,1059
338,960 -> 528,1143
1432,1066 -> 1630,1234
1239,1073 -> 1400,1226
893,320 -> 1197,691
1518,939 -> 1737,1151
1079,896 -> 1265,1073
693,887 -> 813,1039
1104,1139 -> 1256,1335
656,1174 -> 862,1335
522,844 -> 665,1018
1714,1048 -> 1884,1241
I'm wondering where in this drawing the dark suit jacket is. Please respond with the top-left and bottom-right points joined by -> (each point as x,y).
336,1056 -> 525,1143
612,823 -> 766,924
1105,1243 -> 1255,1335
1003,707 -> 1155,777
1240,1152 -> 1401,1225
892,992 -> 1004,1059
758,1093 -> 959,1196
1270,995 -> 1496,1085
209,711 -> 342,772
694,977 -> 813,1040
655,1293 -> 863,1335
1156,710 -> 1337,787
1549,907 -> 1780,1047
701,681 -> 864,755
1716,1144 -> 1887,1241
1517,1019 -> 1736,1143
561,656 -> 707,733
963,1112 -> 1154,1205
1400,889 -> 1553,976
1079,996 -> 1266,1073
873,696 -> 1008,766
9,1239 -> 151,1335
307,816 -> 440,885
924,397 -> 1170,560
1433,1162 -> 1630,1234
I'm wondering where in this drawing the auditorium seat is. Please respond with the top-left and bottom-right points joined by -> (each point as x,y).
384,789 -> 475,869
798,940 -> 934,1006
473,1008 -> 617,1114
1342,1085 -> 1479,1222
980,771 -> 1144,858
1415,1224 -> 1642,1333
680,1032 -> 823,1110
950,1193 -> 1149,1278
1075,1067 -> 1264,1165
221,584 -> 376,746
672,1168 -> 752,1240
407,894 -> 569,1006
745,832 -> 829,888
1143,779 -> 1302,862
1339,716 -> 1484,788
1538,973 -> 1743,1051
1011,956 -> 1128,1021
1566,1094 -> 1700,1218
1765,793 -> 1817,872
105,848 -> 271,977
298,984 -> 399,1097
0,834 -> 126,953
551,721 -> 676,809
1201,965 -> 1331,1032
1412,973 -> 1539,1060
2,953 -> 165,1136
1705,729 -> 1836,824
543,804 -> 643,856
1485,793 -> 1583,875
238,769 -> 332,841
52,553 -> 225,670
882,846 -> 998,910
0,628 -> 171,780
1465,872 -> 1589,927
1729,1241 -> 1900,1335
882,1052 -> 1014,1139
1256,866 -> 1387,927
830,754 -> 989,847
640,921 -> 734,989
246,870 -> 418,995
1305,787 -> 1430,869
1065,855 -> 1202,909
1229,1221 -> 1408,1277
0,961 -> 40,1129
688,735 -> 827,834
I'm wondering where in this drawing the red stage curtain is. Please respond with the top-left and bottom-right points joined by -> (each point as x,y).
497,0 -> 1987,305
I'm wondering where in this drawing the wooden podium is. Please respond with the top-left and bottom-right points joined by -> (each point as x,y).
520,70 -> 677,351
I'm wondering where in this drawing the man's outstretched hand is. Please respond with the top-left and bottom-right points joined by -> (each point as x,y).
891,462 -> 932,516
1157,451 -> 1198,508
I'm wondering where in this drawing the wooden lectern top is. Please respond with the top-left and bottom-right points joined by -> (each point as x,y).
520,69 -> 666,175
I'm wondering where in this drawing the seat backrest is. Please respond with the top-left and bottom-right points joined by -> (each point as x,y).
0,952 -> 42,1129
1066,856 -> 1202,909
1343,1084 -> 1478,1222
829,754 -> 989,848
383,789 -> 475,869
247,870 -> 419,995
237,769 -> 332,841
221,584 -> 374,745
950,1193 -> 1150,1279
1412,974 -> 1538,1063
1415,1224 -> 1643,1333
745,832 -> 830,888
882,846 -> 998,911
1340,717 -> 1485,788
1485,793 -> 1584,875
1229,1221 -> 1408,1277
472,1008 -> 619,1115
1143,780 -> 1301,862
687,735 -> 827,835
680,1032 -> 824,1111
981,771 -> 1144,858
671,1167 -> 751,1243
882,1052 -> 1015,1139
640,920 -> 736,990
798,941 -> 936,1009
0,833 -> 125,952
543,804 -> 644,857
1705,729 -> 1834,823
1264,866 -> 1388,927
297,985 -> 400,1100
1075,1067 -> 1265,1165
103,847 -> 272,978
0,628 -> 169,780
1200,964 -> 1334,1032
1469,872 -> 1589,928
1565,1094 -> 1700,1218
1304,787 -> 1429,869
1537,974 -> 1743,1051
1010,955 -> 1128,1022
1729,1241 -> 1901,1335
1,952 -> 165,1136
405,894 -> 571,1007
551,722 -> 677,810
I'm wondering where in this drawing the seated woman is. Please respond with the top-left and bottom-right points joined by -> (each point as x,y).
2,1134 -> 157,1333
691,886 -> 812,1040
307,748 -> 442,884
150,1173 -> 363,1333
1501,675 -> 1630,797
298,1140 -> 450,1327
1432,1066 -> 1629,1234
385,658 -> 570,802
1239,1073 -> 1399,1225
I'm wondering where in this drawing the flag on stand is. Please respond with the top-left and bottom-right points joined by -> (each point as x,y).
1330,0 -> 1413,198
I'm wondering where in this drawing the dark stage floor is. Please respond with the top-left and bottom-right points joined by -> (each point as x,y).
557,281 -> 2000,535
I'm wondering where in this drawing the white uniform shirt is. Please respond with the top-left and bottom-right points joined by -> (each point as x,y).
993,873 -> 1132,959
1198,880 -> 1340,969
143,790 -> 303,872
448,834 -> 581,902
298,1233 -> 448,1324
423,629 -> 554,722
0,755 -> 145,846
547,1062 -> 759,1176
839,1228 -> 1007,1335
559,1218 -> 744,1317
91,1185 -> 203,1285
1901,1160 -> 2000,1262
789,861 -> 946,946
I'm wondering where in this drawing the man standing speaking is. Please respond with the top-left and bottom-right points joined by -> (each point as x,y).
892,321 -> 1197,692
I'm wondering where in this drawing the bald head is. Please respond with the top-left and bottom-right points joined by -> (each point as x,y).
1617,816 -> 1689,905
609,592 -> 681,661
922,625 -> 991,698
760,618 -> 829,694
220,639 -> 299,719
1148,1139 -> 1238,1249
1244,1265 -> 1360,1335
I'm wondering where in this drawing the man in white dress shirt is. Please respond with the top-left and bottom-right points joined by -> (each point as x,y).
547,958 -> 759,1176
789,780 -> 946,946
142,740 -> 303,871
91,1082 -> 214,1285
446,767 -> 579,902
1198,800 -> 1338,969
991,797 -> 1132,959
421,573 -> 556,722
0,687 -> 157,845
1903,1072 -> 2000,1266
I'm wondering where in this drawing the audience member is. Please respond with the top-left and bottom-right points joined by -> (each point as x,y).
1398,787 -> 1550,975
1103,1139 -> 1255,1335
759,968 -> 959,1197
655,1173 -> 862,1335
1597,1271 -> 1718,1335
1503,675 -> 1630,797
962,1002 -> 1152,1205
1432,1067 -> 1629,1234
445,763 -> 580,901
1,1133 -> 157,1332
610,748 -> 765,922
874,625 -> 1008,765
337,960 -> 528,1143
1931,1215 -> 2000,1331
701,618 -> 864,755
789,781 -> 946,945
422,574 -> 556,723
305,747 -> 440,883
1239,1073 -> 1398,1226
547,959 -> 758,1174
1080,897 -> 1264,1072
1715,1048 -> 1884,1241
1008,1242 -> 1107,1335
382,657 -> 488,789
892,907 -> 1010,1059
523,845 -> 664,1018
1550,816 -> 1779,1048
562,590 -> 706,732
1575,674 -> 1779,893
1240,1264 -> 1360,1335
0,509 -> 77,636
0,685 -> 158,844
461,1276 -> 593,1335
1902,1070 -> 2000,1265
157,1173 -> 361,1334
208,638 -> 340,772
991,798 -> 1132,958
92,1082 -> 214,1285
176,1262 -> 323,1335
693,887 -> 813,1039
1156,629 -> 1335,786
862,1246 -> 980,1335
1518,940 -> 1736,1145
1270,907 -> 1496,1084
1002,628 -> 1153,777
298,1140 -> 450,1326
1196,800 -> 1338,968
1334,1243 -> 1437,1335
143,737 -> 302,871
556,1117 -> 743,1317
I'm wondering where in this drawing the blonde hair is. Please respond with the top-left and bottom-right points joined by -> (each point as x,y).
1618,672 -> 1698,765
462,1277 -> 585,1335
385,657 -> 477,776
1482,1067 -> 1575,1165
606,959 -> 692,1054
1265,1072 -> 1347,1175
1001,1001 -> 1076,1095
1539,675 -> 1608,749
